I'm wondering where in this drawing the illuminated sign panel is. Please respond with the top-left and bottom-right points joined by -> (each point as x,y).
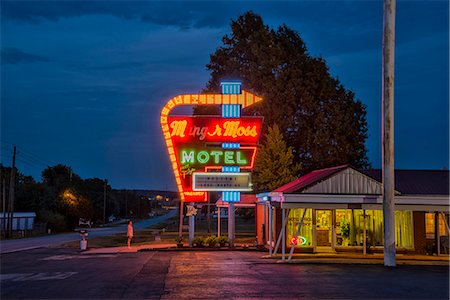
192,172 -> 252,191
168,116 -> 263,144
178,146 -> 256,169
160,90 -> 263,203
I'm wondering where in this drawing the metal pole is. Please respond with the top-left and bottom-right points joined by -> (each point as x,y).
217,207 -> 221,237
7,145 -> 16,238
382,0 -> 397,267
268,203 -> 273,255
178,200 -> 183,238
273,209 -> 291,256
440,212 -> 450,235
125,189 -> 128,218
189,214 -> 194,247
228,203 -> 235,247
363,210 -> 367,256
435,212 -> 441,255
281,208 -> 286,261
103,179 -> 107,224
2,177 -> 5,236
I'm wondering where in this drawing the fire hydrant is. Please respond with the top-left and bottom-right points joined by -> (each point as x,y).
79,229 -> 88,251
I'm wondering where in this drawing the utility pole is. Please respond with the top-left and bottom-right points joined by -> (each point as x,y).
382,0 -> 397,267
7,145 -> 16,238
103,179 -> 107,224
125,189 -> 128,218
2,175 -> 6,237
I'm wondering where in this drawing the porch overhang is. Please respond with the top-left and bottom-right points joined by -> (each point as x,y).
258,193 -> 449,212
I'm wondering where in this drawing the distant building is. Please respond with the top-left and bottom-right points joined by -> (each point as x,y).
0,212 -> 36,231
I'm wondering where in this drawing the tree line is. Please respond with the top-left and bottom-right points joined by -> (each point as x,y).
0,164 -> 149,233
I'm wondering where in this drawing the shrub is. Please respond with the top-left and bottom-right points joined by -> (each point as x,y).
205,236 -> 218,247
217,236 -> 229,247
192,237 -> 205,247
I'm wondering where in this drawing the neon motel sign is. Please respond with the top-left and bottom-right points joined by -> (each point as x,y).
160,91 -> 263,202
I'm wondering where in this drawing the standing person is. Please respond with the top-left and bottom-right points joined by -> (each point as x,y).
127,220 -> 133,249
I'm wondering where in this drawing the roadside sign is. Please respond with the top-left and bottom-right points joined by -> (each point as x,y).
186,205 -> 198,217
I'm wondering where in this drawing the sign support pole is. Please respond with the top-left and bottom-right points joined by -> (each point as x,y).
217,207 -> 221,237
189,214 -> 195,247
228,203 -> 235,247
179,201 -> 184,239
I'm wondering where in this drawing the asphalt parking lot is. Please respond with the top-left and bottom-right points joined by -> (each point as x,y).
1,248 -> 448,299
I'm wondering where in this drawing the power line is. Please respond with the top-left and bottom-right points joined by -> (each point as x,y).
1,142 -> 56,166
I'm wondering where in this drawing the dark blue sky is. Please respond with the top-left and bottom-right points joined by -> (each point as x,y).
1,1 -> 448,190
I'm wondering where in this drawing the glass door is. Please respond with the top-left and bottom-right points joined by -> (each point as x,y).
316,210 -> 332,247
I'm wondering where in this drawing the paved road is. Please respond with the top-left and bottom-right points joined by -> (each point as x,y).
1,249 -> 448,299
0,209 -> 178,254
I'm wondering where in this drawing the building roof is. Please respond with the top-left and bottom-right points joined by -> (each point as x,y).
273,165 -> 350,193
272,165 -> 449,196
216,194 -> 257,208
364,169 -> 449,196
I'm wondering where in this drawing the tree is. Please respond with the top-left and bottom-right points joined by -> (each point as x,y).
79,178 -> 109,223
253,125 -> 300,193
196,12 -> 370,174
0,164 -> 44,213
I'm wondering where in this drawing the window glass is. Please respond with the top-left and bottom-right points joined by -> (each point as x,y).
395,211 -> 413,248
425,213 -> 435,239
425,213 -> 448,239
286,209 -> 312,247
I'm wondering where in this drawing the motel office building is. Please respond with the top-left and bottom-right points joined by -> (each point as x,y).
256,165 -> 449,254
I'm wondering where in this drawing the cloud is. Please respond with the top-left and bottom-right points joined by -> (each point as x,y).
1,47 -> 50,64
1,1 -> 233,29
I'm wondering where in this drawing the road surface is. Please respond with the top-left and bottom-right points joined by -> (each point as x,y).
0,209 -> 178,254
1,249 -> 448,299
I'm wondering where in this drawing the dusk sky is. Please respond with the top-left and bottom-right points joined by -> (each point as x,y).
1,1 -> 448,190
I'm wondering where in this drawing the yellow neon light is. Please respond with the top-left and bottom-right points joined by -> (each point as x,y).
160,90 -> 262,203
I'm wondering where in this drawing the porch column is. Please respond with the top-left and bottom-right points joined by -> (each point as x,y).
363,210 -> 367,256
282,208 -> 286,261
435,212 -> 440,255
312,209 -> 316,252
268,203 -> 273,255
332,210 -> 336,250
